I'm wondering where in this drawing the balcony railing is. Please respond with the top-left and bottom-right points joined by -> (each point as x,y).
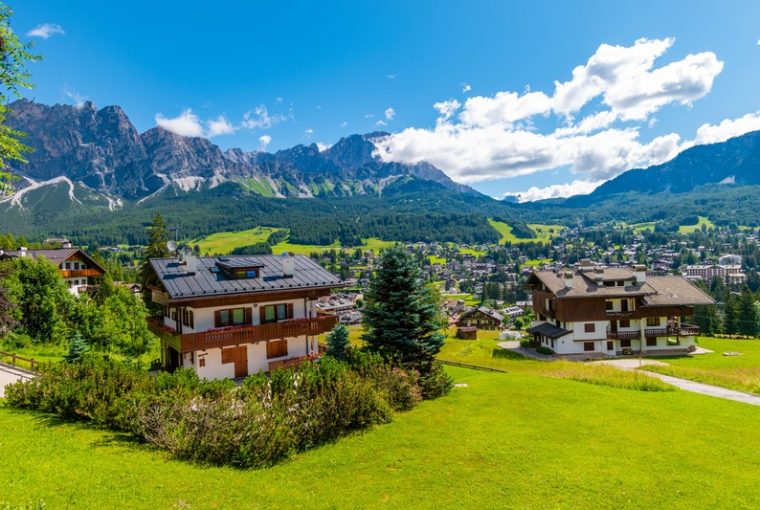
606,329 -> 640,341
60,268 -> 102,278
669,324 -> 700,336
645,327 -> 668,337
178,316 -> 338,352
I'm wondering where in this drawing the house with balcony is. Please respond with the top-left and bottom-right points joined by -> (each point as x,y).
147,253 -> 345,379
0,246 -> 106,296
525,263 -> 714,357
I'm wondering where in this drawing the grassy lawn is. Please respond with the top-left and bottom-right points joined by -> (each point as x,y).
524,258 -> 552,267
678,216 -> 715,234
193,226 -> 281,255
644,337 -> 760,395
488,219 -> 564,245
439,329 -> 673,392
428,255 -> 446,265
630,221 -> 658,233
3,363 -> 760,509
193,227 -> 395,256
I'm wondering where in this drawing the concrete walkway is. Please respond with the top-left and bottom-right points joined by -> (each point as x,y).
599,358 -> 760,407
498,341 -> 557,361
0,363 -> 36,398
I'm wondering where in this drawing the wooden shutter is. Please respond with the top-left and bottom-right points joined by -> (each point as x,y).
260,306 -> 266,324
244,307 -> 252,325
221,348 -> 235,364
214,310 -> 222,328
287,303 -> 294,319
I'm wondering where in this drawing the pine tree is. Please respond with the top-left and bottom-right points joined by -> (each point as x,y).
737,288 -> 759,337
0,260 -> 18,335
326,323 -> 350,360
694,304 -> 720,336
723,294 -> 739,335
65,333 -> 90,363
362,245 -> 444,373
140,213 -> 171,300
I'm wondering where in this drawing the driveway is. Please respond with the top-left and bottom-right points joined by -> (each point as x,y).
597,358 -> 760,407
0,364 -> 35,398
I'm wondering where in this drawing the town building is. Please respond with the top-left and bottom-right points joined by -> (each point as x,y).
526,263 -> 714,357
0,246 -> 106,296
681,263 -> 746,286
148,253 -> 344,379
457,306 -> 504,330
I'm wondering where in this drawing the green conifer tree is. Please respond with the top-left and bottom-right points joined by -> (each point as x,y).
723,294 -> 739,335
326,323 -> 350,360
362,245 -> 444,373
65,333 -> 90,363
737,288 -> 759,337
140,214 -> 171,304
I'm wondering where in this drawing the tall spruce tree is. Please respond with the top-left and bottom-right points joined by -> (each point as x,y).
362,245 -> 444,372
140,213 -> 171,296
737,288 -> 759,337
723,294 -> 739,335
694,304 -> 720,336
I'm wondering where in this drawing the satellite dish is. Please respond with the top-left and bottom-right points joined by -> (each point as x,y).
166,240 -> 177,253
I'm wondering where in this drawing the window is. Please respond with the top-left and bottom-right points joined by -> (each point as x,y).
65,262 -> 71,270
620,319 -> 630,328
215,308 -> 248,327
646,317 -> 659,327
267,339 -> 288,359
620,339 -> 631,348
605,300 -> 613,311
607,341 -> 614,351
261,303 -> 293,324
234,268 -> 259,279
182,309 -> 194,329
621,299 -> 629,312
584,342 -> 595,352
646,337 -> 657,347
584,323 -> 595,333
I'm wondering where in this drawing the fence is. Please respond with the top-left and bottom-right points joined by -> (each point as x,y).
0,351 -> 41,372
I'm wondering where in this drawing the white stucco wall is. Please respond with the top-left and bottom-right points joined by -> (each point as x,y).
570,321 -> 608,341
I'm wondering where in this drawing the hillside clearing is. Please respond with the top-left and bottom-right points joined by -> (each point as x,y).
488,219 -> 564,245
678,216 -> 715,234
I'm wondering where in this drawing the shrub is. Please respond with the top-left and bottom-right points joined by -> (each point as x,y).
519,339 -> 533,348
5,352 -> 427,469
418,361 -> 453,399
536,346 -> 555,355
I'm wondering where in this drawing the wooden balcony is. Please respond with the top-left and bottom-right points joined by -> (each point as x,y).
669,324 -> 700,336
151,289 -> 170,305
60,268 -> 102,278
178,316 -> 338,353
606,329 -> 640,341
645,327 -> 668,337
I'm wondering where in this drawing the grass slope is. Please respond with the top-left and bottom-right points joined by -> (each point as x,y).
488,219 -> 564,245
193,226 -> 396,256
645,337 -> 760,395
3,364 -> 760,509
678,215 -> 715,234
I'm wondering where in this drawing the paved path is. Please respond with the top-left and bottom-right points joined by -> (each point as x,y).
0,364 -> 35,398
599,358 -> 760,407
498,341 -> 557,361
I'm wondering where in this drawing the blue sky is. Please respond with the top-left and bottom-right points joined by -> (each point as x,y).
13,0 -> 760,199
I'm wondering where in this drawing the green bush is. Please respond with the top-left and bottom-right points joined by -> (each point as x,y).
519,339 -> 533,348
5,353 -> 426,468
536,346 -> 555,355
418,362 -> 453,399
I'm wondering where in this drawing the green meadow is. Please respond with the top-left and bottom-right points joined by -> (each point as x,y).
488,219 -> 565,245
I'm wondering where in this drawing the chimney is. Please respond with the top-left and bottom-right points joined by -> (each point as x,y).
281,253 -> 295,278
19,246 -> 27,257
562,269 -> 574,289
633,264 -> 647,284
62,241 -> 73,249
594,267 -> 604,285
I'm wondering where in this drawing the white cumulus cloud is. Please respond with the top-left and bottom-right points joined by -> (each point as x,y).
384,107 -> 395,121
242,105 -> 290,130
258,135 -> 272,151
27,23 -> 65,39
155,109 -> 204,138
374,37 -> 728,185
505,179 -> 605,202
206,115 -> 235,137
462,83 -> 472,93
694,112 -> 760,144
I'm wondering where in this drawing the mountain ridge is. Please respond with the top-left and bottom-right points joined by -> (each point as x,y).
4,99 -> 479,202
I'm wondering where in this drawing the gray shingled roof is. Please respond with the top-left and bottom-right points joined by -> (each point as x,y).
150,255 -> 344,300
528,268 -> 715,305
527,322 -> 572,339
1,248 -> 105,271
